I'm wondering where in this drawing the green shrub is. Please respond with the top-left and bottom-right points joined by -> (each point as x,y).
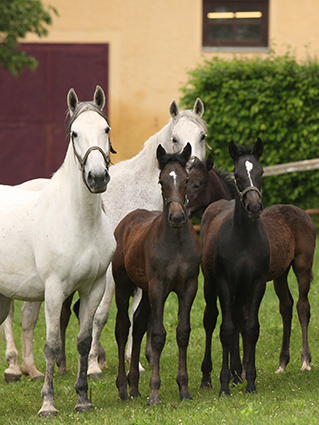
180,52 -> 319,210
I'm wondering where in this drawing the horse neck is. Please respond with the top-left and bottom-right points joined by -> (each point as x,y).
232,191 -> 260,236
208,171 -> 230,203
53,143 -> 103,222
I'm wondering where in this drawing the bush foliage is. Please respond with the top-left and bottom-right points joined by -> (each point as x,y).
180,52 -> 319,210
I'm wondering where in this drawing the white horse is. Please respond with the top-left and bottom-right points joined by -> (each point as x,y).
2,97 -> 207,379
0,86 -> 116,417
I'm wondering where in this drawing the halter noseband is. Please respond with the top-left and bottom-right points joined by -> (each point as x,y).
235,180 -> 262,205
163,195 -> 189,213
71,132 -> 111,190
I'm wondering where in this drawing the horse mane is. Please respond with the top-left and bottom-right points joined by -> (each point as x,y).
213,167 -> 235,198
157,150 -> 189,171
231,142 -> 256,158
65,101 -> 110,135
189,157 -> 235,198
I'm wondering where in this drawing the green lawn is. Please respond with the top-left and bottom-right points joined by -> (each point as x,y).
1,238 -> 319,424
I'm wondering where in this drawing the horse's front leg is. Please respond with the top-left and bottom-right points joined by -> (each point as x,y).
176,278 -> 198,401
2,301 -> 22,382
75,276 -> 106,412
21,301 -> 44,380
148,284 -> 166,406
245,279 -> 266,394
38,288 -> 64,417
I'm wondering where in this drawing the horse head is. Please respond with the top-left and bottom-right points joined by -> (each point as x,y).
186,155 -> 214,219
165,98 -> 207,162
229,137 -> 264,219
66,86 -> 115,193
156,143 -> 191,228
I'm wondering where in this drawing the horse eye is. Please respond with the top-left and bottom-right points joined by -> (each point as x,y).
72,131 -> 78,138
105,127 -> 110,134
200,133 -> 207,141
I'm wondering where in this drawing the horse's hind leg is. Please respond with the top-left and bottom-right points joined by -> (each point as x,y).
56,292 -> 75,375
87,267 -> 114,377
201,276 -> 218,389
21,301 -> 44,380
2,301 -> 22,382
273,269 -> 293,373
126,287 -> 146,373
128,290 -> 151,398
293,253 -> 313,371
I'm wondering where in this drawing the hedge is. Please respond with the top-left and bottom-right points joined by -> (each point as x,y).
180,52 -> 319,210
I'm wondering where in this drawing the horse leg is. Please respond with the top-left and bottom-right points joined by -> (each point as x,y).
87,267 -> 114,377
148,285 -> 167,405
114,271 -> 135,401
74,277 -> 106,413
244,279 -> 266,394
56,292 -> 75,375
21,301 -> 44,380
176,279 -> 198,401
273,269 -> 293,373
126,287 -> 146,373
293,254 -> 312,371
201,276 -> 218,389
2,301 -> 22,382
38,288 -> 64,417
230,301 -> 244,385
128,290 -> 151,398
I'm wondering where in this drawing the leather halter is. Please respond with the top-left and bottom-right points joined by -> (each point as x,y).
163,195 -> 189,214
71,132 -> 111,191
235,180 -> 262,206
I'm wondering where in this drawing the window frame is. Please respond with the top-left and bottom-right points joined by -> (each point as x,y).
202,0 -> 269,48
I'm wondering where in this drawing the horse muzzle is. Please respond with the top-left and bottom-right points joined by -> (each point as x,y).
86,169 -> 110,193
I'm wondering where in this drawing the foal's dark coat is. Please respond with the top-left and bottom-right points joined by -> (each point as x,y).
200,139 -> 270,395
113,143 -> 202,404
187,147 -> 316,376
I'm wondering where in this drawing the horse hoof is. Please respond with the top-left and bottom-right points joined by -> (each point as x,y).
301,361 -> 311,371
275,365 -> 286,374
75,402 -> 93,412
4,373 -> 21,383
30,373 -> 45,381
38,407 -> 58,417
147,397 -> 161,406
88,372 -> 102,379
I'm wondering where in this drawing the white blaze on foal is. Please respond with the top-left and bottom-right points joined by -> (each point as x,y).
169,171 -> 177,186
245,160 -> 254,186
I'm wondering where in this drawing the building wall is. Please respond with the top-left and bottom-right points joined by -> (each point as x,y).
24,0 -> 319,162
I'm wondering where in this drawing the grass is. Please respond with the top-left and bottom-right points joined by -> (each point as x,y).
1,239 -> 319,424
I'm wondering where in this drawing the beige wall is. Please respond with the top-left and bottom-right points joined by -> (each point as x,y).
24,0 -> 319,162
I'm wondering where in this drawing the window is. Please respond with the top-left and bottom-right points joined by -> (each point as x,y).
203,1 -> 269,48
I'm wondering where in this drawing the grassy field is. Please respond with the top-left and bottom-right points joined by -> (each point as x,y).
1,239 -> 319,424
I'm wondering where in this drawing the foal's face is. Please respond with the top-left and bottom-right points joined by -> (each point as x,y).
234,155 -> 264,218
159,162 -> 189,228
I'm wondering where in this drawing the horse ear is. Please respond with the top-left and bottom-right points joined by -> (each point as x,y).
94,85 -> 106,110
193,98 -> 204,117
253,137 -> 263,159
182,142 -> 192,162
206,154 -> 214,171
228,140 -> 238,161
156,144 -> 166,162
67,88 -> 78,115
169,100 -> 179,119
